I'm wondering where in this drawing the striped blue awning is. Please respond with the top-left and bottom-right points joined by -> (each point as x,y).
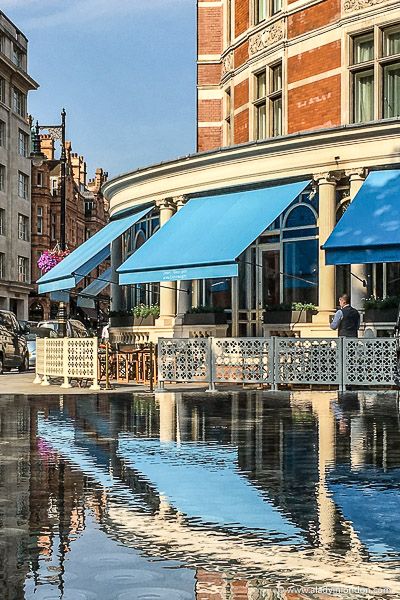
323,170 -> 400,265
118,181 -> 310,284
37,208 -> 151,294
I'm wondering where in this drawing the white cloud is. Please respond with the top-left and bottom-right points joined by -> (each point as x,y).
2,0 -> 189,29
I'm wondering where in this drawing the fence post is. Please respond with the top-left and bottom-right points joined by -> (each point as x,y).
33,338 -> 42,384
155,338 -> 165,393
271,336 -> 278,391
41,338 -> 50,386
340,337 -> 346,392
206,336 -> 216,392
61,338 -> 72,389
90,338 -> 100,390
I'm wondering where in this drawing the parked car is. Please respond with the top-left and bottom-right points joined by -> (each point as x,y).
0,310 -> 29,373
26,326 -> 59,368
37,319 -> 89,338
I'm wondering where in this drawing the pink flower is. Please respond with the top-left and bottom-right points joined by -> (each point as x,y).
38,248 -> 70,274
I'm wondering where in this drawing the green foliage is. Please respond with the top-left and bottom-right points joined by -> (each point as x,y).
265,302 -> 317,311
133,303 -> 160,318
187,305 -> 225,314
291,302 -> 317,312
363,296 -> 400,310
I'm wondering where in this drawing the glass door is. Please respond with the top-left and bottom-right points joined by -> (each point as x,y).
256,244 -> 280,335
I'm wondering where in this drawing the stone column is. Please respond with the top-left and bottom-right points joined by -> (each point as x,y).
347,169 -> 367,311
175,196 -> 192,322
111,236 -> 124,312
315,173 -> 337,322
156,199 -> 176,325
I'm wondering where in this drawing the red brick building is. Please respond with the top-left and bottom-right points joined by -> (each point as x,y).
29,135 -> 108,321
197,0 -> 400,151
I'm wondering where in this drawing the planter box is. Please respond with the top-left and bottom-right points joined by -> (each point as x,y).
133,315 -> 156,327
183,312 -> 227,325
364,308 -> 397,323
110,315 -> 134,327
110,315 -> 156,327
264,310 -> 317,324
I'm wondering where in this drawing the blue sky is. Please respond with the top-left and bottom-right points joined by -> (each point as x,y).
3,0 -> 197,179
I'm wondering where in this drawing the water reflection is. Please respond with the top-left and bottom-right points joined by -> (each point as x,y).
1,391 -> 400,599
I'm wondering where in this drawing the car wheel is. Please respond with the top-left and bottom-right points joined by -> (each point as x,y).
18,353 -> 29,372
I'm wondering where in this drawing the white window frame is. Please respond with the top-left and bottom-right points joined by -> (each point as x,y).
18,171 -> 28,199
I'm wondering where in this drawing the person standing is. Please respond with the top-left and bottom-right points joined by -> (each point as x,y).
330,294 -> 360,337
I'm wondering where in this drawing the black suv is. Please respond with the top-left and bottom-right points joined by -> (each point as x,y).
0,310 -> 29,373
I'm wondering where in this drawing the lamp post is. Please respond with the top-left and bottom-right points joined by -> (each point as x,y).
31,109 -> 68,335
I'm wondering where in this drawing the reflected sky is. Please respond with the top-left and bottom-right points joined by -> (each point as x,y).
1,391 -> 400,599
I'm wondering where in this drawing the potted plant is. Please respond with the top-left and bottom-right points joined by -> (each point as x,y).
133,303 -> 159,326
183,305 -> 227,325
363,296 -> 400,323
109,309 -> 134,327
263,302 -> 317,324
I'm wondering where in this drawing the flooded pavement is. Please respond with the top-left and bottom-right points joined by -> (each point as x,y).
1,391 -> 400,599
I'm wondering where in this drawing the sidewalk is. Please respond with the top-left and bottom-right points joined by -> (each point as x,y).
0,370 -> 222,395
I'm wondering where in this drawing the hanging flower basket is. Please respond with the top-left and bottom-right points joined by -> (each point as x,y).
38,246 -> 70,274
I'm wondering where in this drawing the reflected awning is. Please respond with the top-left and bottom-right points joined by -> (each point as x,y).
118,437 -> 303,541
37,208 -> 151,294
77,267 -> 113,309
323,170 -> 400,265
118,181 -> 310,284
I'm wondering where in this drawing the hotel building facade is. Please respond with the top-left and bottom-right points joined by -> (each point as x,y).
44,0 -> 400,341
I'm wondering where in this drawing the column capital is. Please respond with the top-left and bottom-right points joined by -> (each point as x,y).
173,195 -> 187,210
345,167 -> 366,182
156,197 -> 176,211
313,171 -> 341,185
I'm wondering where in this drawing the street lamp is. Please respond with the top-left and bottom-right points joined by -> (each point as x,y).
31,109 -> 68,336
31,109 -> 67,250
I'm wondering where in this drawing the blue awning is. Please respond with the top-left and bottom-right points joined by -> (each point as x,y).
77,267 -> 113,309
37,208 -> 151,294
118,181 -> 310,284
323,170 -> 400,265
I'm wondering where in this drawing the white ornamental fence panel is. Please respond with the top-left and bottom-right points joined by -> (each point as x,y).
211,337 -> 273,385
274,337 -> 343,387
158,338 -> 211,389
343,338 -> 397,387
34,337 -> 100,390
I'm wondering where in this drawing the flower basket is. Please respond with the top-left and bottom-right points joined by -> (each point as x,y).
364,308 -> 397,323
263,310 -> 317,324
183,312 -> 227,325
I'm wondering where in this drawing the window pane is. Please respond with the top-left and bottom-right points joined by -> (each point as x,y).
256,0 -> 267,22
256,103 -> 266,139
272,0 -> 282,15
256,72 -> 266,99
285,205 -> 316,228
383,63 -> 400,118
354,70 -> 374,122
271,64 -> 282,92
353,33 -> 374,64
283,239 -> 318,305
384,29 -> 400,57
271,96 -> 282,136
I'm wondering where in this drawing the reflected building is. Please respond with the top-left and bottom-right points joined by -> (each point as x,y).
1,392 -> 400,598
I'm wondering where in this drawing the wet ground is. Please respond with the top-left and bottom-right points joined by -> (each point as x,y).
1,390 -> 400,599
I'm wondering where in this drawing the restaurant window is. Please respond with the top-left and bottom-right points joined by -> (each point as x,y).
351,25 -> 400,122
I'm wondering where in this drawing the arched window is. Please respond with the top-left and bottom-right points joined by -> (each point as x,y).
282,203 -> 318,305
284,204 -> 317,228
29,301 -> 44,322
134,230 -> 146,250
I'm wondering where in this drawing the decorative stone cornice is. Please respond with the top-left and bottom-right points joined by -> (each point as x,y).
249,20 -> 285,56
174,195 -> 187,210
343,0 -> 386,12
222,51 -> 234,76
